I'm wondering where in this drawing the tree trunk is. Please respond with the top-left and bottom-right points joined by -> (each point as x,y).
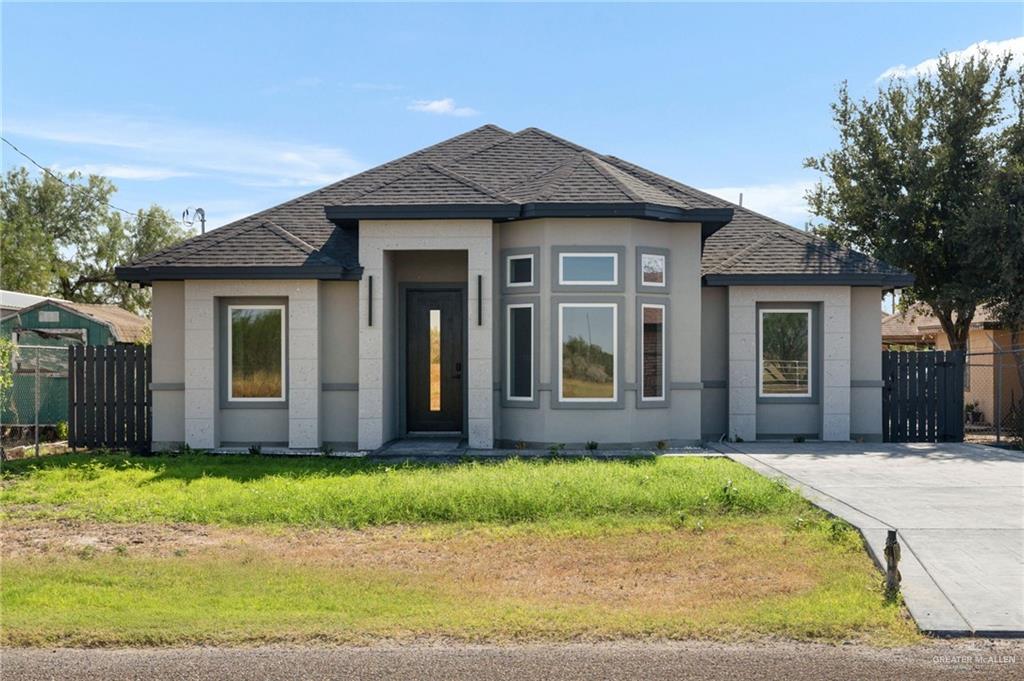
934,305 -> 975,351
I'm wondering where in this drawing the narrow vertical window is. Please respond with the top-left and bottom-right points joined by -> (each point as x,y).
507,304 -> 533,400
429,308 -> 441,411
759,309 -> 811,397
559,303 -> 617,401
228,305 -> 285,401
641,304 -> 665,400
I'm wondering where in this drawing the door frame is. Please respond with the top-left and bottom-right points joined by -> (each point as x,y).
397,282 -> 468,436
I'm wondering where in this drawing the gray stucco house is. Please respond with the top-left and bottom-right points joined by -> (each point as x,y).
116,125 -> 912,451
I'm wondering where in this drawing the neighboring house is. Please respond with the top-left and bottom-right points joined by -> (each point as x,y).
0,290 -> 69,316
883,304 -> 1023,428
116,125 -> 912,451
1,297 -> 150,426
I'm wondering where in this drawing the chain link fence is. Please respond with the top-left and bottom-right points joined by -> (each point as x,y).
963,348 -> 1024,446
1,344 -> 72,451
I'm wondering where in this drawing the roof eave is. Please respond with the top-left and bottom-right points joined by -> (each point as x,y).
325,202 -> 734,225
702,273 -> 916,287
115,265 -> 364,285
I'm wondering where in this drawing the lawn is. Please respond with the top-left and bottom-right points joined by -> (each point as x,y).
0,453 -> 920,646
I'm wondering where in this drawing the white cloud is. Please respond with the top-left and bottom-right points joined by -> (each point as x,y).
408,98 -> 478,117
52,163 -> 192,181
699,180 -> 815,227
878,36 -> 1024,81
4,113 -> 363,187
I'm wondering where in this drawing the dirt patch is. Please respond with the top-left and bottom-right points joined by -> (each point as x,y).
1,520 -> 822,610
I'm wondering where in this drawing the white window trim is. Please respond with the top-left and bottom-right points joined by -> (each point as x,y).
558,302 -> 618,403
506,303 -> 534,401
558,252 -> 618,286
758,308 -> 812,399
227,304 -> 287,402
506,254 -> 535,288
640,303 -> 666,402
640,253 -> 667,288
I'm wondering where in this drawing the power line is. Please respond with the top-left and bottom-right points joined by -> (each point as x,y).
1,135 -> 139,217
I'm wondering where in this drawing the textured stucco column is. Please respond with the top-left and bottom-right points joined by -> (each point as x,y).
358,219 -> 494,450
183,279 -> 320,449
728,286 -> 851,442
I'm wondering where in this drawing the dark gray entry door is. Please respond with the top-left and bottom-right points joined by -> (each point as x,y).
406,289 -> 463,432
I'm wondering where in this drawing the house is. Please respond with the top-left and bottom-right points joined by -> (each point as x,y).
882,304 -> 1022,430
1,295 -> 150,426
116,125 -> 912,451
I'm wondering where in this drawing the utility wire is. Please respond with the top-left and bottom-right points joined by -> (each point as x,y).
1,135 -> 139,217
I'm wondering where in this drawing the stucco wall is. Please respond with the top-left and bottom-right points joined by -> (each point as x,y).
183,279 -> 320,449
700,286 -> 728,440
320,281 -> 359,447
358,220 -> 493,449
850,287 -> 883,440
151,281 -> 185,449
494,217 -> 703,446
728,285 -> 852,441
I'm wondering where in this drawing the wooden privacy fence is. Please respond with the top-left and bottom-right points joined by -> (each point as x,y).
67,345 -> 152,451
882,350 -> 964,443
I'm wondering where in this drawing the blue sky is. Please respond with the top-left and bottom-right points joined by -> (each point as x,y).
3,2 -> 1021,230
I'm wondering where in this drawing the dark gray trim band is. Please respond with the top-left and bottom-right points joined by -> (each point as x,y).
703,273 -> 914,287
322,382 -> 359,391
150,382 -> 185,391
702,379 -> 728,389
670,382 -> 703,391
851,380 -> 885,388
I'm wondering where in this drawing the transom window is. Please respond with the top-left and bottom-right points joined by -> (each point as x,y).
228,305 -> 286,401
506,304 -> 534,401
641,304 -> 665,401
759,309 -> 811,398
640,253 -> 666,287
559,253 -> 618,286
506,254 -> 534,287
558,303 -> 617,402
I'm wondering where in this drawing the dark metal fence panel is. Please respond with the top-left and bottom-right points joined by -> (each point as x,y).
883,350 -> 964,442
68,345 -> 151,452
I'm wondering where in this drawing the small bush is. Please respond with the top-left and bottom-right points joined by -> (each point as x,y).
55,421 -> 69,441
656,440 -> 668,451
585,441 -> 598,451
792,435 -> 806,443
248,444 -> 262,456
548,443 -> 566,456
513,440 -> 527,451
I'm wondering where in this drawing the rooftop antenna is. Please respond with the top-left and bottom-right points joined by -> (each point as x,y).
182,207 -> 207,234
738,192 -> 743,207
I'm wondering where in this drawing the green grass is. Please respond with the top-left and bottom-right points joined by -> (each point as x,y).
0,452 -> 921,646
0,517 -> 919,646
1,453 -> 803,527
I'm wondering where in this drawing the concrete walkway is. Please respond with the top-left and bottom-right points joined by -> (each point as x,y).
715,442 -> 1024,637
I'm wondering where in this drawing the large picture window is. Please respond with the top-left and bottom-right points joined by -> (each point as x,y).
506,304 -> 534,401
641,304 -> 665,401
559,303 -> 617,402
759,309 -> 811,397
559,253 -> 618,285
228,305 -> 285,401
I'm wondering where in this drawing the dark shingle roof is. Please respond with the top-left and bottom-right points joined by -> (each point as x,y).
117,124 -> 911,286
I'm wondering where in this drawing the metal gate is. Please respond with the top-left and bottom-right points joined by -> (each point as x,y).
882,350 -> 964,442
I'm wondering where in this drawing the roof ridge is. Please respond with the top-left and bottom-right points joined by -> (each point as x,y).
581,154 -> 643,202
423,163 -> 514,203
708,233 -> 775,274
518,127 -> 589,153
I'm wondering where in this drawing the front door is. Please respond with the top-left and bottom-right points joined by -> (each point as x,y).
406,289 -> 464,432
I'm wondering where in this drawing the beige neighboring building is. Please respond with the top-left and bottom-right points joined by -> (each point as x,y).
883,305 -> 1023,428
116,125 -> 912,451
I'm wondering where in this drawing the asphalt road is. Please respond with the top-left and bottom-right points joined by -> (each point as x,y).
3,641 -> 1022,681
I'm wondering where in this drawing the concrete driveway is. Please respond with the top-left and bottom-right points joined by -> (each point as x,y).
716,442 -> 1024,636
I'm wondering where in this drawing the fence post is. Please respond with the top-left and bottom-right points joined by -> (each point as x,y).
996,351 -> 1003,443
884,530 -> 901,599
33,347 -> 40,457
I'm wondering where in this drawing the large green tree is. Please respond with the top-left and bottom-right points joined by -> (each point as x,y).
0,167 -> 193,314
805,51 -> 1020,350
